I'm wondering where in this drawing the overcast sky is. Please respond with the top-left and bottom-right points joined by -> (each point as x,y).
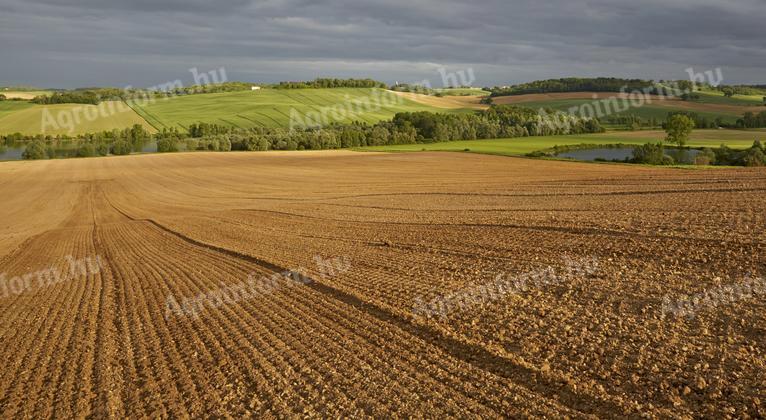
1,0 -> 764,89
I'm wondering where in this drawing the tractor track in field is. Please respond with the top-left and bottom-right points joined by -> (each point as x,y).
100,186 -> 628,417
2,152 -> 764,417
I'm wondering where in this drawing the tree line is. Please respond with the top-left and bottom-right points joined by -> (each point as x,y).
274,78 -> 387,89
184,105 -> 603,151
631,141 -> 765,167
714,85 -> 766,97
737,111 -> 766,128
16,125 -> 155,159
489,78 -> 657,97
31,91 -> 101,105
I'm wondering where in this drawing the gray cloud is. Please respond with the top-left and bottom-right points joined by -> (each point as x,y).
0,0 -> 764,88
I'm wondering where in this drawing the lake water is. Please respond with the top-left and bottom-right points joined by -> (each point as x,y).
0,147 -> 25,161
0,141 -> 162,161
557,147 -> 701,164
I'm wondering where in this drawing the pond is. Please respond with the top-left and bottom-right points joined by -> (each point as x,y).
556,147 -> 701,164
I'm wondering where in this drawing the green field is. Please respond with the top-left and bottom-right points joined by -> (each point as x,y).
695,90 -> 765,106
0,101 -> 35,119
433,88 -> 490,96
131,88 -> 461,131
0,101 -> 156,135
359,129 -> 763,156
513,99 -> 742,124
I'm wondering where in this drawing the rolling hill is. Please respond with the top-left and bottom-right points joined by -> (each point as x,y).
490,92 -> 763,124
128,88 -> 466,131
1,85 -> 762,136
0,101 -> 156,135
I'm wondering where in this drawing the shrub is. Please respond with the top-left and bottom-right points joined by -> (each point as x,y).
111,140 -> 132,155
76,143 -> 96,158
632,142 -> 673,165
156,138 -> 179,153
694,148 -> 716,165
714,144 -> 734,164
243,136 -> 269,151
95,143 -> 109,156
22,141 -> 48,160
219,137 -> 232,152
741,147 -> 765,167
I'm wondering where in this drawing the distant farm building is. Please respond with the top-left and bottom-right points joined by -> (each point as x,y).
251,86 -> 261,91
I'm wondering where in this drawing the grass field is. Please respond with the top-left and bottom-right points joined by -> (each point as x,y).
131,88 -> 461,131
696,90 -> 766,106
359,129 -> 764,156
0,152 -> 763,417
0,101 -> 156,135
433,88 -> 490,96
492,91 -> 765,126
0,101 -> 34,119
506,98 -> 742,123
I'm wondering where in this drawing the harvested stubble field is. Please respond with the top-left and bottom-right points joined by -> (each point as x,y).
0,151 -> 765,418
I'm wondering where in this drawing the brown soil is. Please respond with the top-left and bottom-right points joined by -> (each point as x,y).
390,90 -> 488,110
1,151 -> 764,417
1,92 -> 38,100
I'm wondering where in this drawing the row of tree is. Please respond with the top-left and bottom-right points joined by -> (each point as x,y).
274,78 -> 387,89
715,85 -> 766,97
18,124 -> 155,159
632,141 -> 765,167
31,91 -> 101,105
737,111 -> 766,128
489,78 -> 657,97
182,105 -> 603,150
664,111 -> 726,129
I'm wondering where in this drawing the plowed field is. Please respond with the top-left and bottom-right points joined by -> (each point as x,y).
1,151 -> 764,418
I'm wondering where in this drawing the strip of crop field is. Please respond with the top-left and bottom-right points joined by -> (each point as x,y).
124,99 -> 165,130
0,101 -> 35,119
0,101 -> 156,135
133,88 -> 465,131
236,114 -> 264,127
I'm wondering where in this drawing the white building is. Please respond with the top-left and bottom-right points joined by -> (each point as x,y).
251,86 -> 261,91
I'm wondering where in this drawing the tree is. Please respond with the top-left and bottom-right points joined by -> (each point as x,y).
722,87 -> 735,98
22,141 -> 48,160
741,148 -> 765,167
111,140 -> 132,155
0,94 -> 6,101
665,114 -> 695,147
632,142 -> 673,165
76,143 -> 96,157
680,92 -> 700,101
156,138 -> 179,153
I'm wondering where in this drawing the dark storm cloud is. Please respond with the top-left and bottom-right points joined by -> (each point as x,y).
0,0 -> 764,88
